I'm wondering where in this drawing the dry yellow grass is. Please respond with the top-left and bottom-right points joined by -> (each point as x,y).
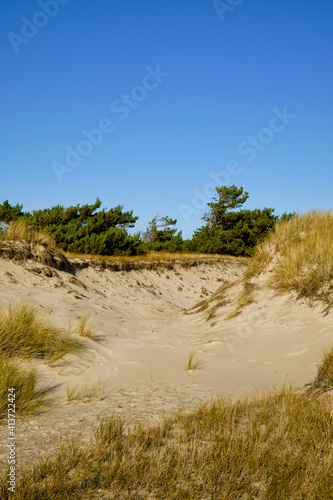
311,346 -> 333,392
247,210 -> 333,305
226,280 -> 256,320
66,378 -> 106,403
63,250 -> 249,264
3,385 -> 333,499
2,220 -> 55,248
75,314 -> 95,340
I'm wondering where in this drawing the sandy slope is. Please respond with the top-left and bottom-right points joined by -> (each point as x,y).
0,250 -> 332,469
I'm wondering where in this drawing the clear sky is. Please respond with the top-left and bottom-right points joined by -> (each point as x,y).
1,0 -> 332,238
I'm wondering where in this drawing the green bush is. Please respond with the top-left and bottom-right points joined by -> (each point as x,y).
190,186 -> 292,256
0,198 -> 141,256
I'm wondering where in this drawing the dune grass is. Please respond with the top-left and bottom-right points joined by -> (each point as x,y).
2,385 -> 333,499
184,349 -> 203,372
0,302 -> 82,364
75,314 -> 95,340
1,220 -> 55,248
0,302 -> 83,421
226,280 -> 256,320
0,357 -> 52,420
311,346 -> 333,392
66,378 -> 106,403
247,210 -> 333,303
63,249 -> 248,264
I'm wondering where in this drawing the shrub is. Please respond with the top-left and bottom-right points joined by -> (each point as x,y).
190,185 -> 290,256
0,198 -> 141,256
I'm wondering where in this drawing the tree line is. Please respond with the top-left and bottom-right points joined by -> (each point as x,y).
0,186 -> 293,257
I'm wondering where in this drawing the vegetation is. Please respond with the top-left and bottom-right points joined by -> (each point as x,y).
226,280 -> 256,320
0,186 -> 291,257
2,220 -> 55,247
191,185 -> 293,256
0,198 -> 141,256
247,210 -> 333,306
312,347 -> 333,392
75,314 -> 94,340
66,378 -> 106,403
2,384 -> 333,498
0,357 -> 51,420
0,200 -> 332,496
63,250 -> 234,263
141,215 -> 184,253
184,349 -> 203,372
0,302 -> 83,421
0,302 -> 82,364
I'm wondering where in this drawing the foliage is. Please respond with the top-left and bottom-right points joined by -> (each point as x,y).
191,185 -> 292,256
0,200 -> 24,223
203,184 -> 250,227
0,198 -> 141,256
141,215 -> 184,253
0,200 -> 24,233
0,189 -> 292,257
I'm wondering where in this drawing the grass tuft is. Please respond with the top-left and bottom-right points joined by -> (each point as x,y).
184,349 -> 203,372
75,314 -> 95,340
0,302 -> 83,364
0,356 -> 52,420
67,378 -> 106,403
3,220 -> 55,248
63,250 -> 248,264
311,346 -> 333,392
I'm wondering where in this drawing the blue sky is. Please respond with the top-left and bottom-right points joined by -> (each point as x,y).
1,0 -> 332,238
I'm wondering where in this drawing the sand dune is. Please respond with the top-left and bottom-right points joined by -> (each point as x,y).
0,245 -> 332,469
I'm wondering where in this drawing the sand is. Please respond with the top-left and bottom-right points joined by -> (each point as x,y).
0,249 -> 332,469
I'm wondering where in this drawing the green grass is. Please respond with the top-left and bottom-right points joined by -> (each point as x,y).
2,385 -> 333,499
0,356 -> 51,420
0,302 -> 83,364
